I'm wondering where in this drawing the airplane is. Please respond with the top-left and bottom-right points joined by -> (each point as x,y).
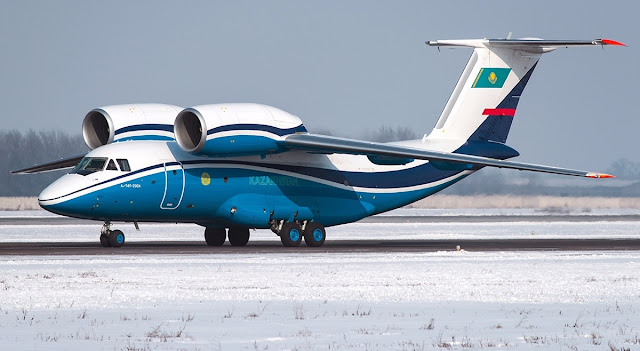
12,37 -> 625,248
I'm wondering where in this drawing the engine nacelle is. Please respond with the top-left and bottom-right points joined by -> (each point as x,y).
82,104 -> 183,149
174,103 -> 307,157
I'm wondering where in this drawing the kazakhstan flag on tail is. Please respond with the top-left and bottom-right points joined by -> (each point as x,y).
472,68 -> 511,88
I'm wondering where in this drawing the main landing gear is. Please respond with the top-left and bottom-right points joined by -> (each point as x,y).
204,227 -> 251,247
202,222 -> 326,248
100,221 -> 125,248
272,220 -> 326,247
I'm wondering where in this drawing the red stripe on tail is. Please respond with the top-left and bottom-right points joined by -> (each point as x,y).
482,108 -> 516,116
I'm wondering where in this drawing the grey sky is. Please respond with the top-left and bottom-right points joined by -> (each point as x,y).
1,1 -> 636,170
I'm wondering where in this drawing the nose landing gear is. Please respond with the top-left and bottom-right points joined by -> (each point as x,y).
100,221 -> 125,248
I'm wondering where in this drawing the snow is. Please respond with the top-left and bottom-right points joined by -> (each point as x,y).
1,252 -> 639,350
1,210 -> 640,350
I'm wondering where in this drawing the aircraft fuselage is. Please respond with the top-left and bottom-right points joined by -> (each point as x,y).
39,141 -> 469,228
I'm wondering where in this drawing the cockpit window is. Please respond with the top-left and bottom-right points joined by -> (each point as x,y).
71,157 -> 107,176
106,159 -> 118,171
117,159 -> 131,172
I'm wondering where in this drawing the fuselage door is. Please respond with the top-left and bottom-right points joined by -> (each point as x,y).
160,162 -> 185,210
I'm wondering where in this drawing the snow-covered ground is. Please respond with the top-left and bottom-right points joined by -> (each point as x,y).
1,251 -> 639,350
1,209 -> 639,350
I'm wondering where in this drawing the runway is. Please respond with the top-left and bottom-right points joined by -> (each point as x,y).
2,238 -> 640,256
1,214 -> 639,225
2,210 -> 639,255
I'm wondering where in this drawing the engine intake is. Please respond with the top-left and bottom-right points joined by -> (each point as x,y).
82,104 -> 183,149
82,110 -> 112,149
174,103 -> 306,157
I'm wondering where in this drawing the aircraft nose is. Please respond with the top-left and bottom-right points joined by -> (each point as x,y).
38,184 -> 61,205
38,174 -> 87,213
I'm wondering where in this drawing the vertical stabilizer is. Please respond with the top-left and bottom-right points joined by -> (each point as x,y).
425,38 -> 624,148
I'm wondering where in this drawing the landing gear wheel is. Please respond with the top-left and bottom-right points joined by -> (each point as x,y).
228,227 -> 250,246
100,233 -> 111,247
109,230 -> 125,248
280,222 -> 303,247
303,222 -> 326,247
204,228 -> 226,246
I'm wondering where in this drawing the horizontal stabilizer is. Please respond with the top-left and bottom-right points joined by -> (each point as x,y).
11,154 -> 86,174
282,134 -> 614,179
426,38 -> 625,52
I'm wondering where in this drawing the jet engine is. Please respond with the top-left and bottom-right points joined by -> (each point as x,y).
174,103 -> 307,157
82,104 -> 183,149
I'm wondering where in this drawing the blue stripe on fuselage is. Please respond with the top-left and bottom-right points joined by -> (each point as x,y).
39,161 -> 182,202
181,159 -> 462,189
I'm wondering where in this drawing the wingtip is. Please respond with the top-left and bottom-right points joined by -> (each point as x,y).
600,39 -> 626,46
586,173 -> 616,179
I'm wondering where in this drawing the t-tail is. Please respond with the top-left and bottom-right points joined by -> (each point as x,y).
424,38 -> 625,158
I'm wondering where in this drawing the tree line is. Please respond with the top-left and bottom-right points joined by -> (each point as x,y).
1,128 -> 638,197
0,130 -> 87,196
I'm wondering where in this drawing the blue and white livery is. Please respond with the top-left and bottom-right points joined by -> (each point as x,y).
14,37 -> 624,248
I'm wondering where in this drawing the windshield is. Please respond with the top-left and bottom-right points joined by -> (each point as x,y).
71,157 -> 107,175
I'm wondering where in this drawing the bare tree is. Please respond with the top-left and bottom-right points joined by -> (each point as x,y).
0,130 -> 87,196
366,126 -> 417,143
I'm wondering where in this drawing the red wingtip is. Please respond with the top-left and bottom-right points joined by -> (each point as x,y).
587,173 -> 616,179
601,39 -> 626,46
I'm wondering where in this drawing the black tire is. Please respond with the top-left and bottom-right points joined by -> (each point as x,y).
109,230 -> 125,248
100,233 -> 111,247
204,228 -> 226,246
303,222 -> 326,247
280,222 -> 303,247
228,227 -> 250,246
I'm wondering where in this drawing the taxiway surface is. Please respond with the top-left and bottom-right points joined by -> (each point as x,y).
2,238 -> 640,256
2,211 -> 639,255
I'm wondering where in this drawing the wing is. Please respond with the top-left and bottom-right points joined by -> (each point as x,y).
282,134 -> 613,179
11,154 -> 86,174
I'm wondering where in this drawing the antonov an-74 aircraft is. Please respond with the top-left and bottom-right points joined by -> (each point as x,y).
14,37 -> 624,248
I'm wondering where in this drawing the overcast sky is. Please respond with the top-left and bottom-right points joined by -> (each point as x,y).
1,1 -> 636,170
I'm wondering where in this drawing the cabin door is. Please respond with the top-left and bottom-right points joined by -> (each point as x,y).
160,162 -> 185,209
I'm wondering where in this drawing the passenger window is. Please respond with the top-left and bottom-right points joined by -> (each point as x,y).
117,159 -> 131,172
106,159 -> 118,171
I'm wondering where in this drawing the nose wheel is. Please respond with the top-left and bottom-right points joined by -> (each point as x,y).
100,222 -> 125,248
